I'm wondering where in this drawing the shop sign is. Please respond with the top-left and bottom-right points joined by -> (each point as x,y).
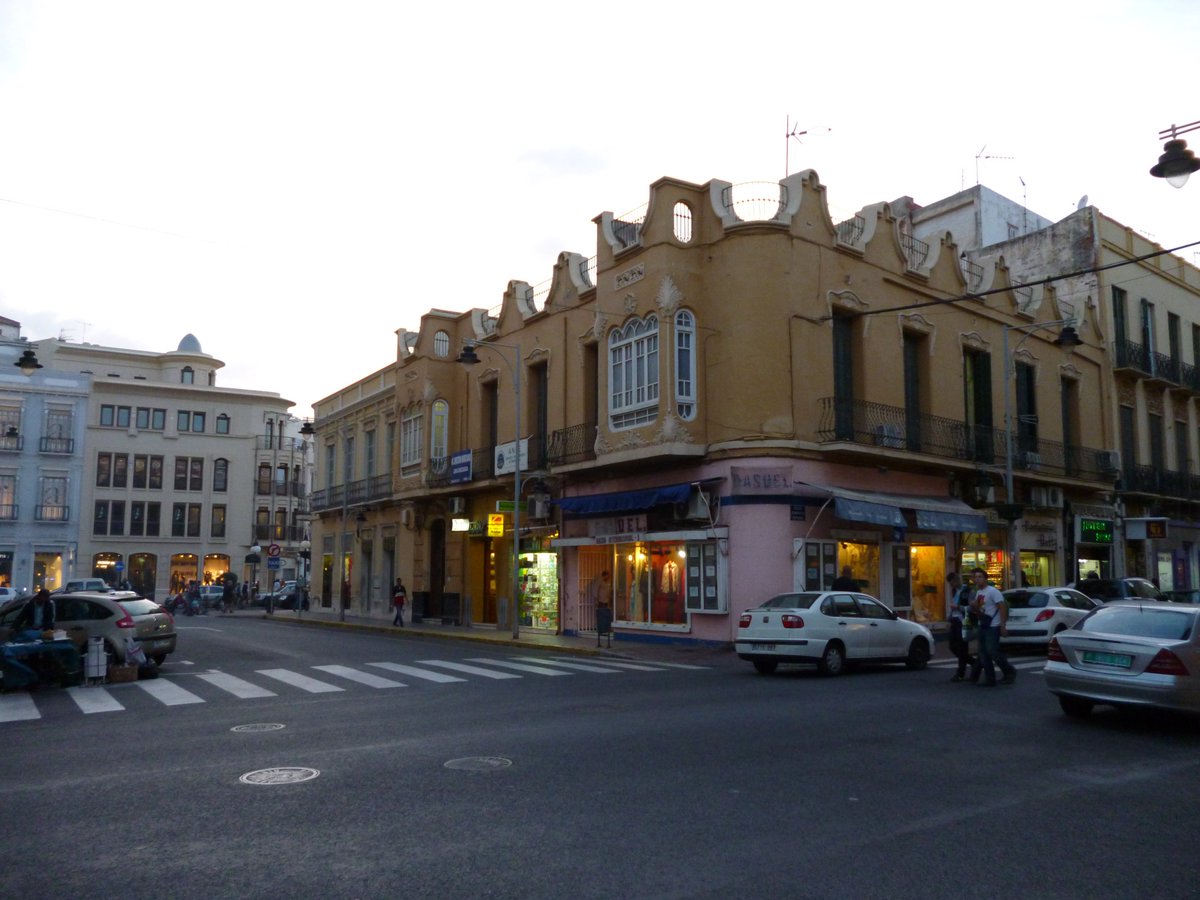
730,466 -> 792,495
450,450 -> 473,484
590,515 -> 645,537
467,520 -> 485,536
1076,517 -> 1113,544
1125,517 -> 1168,540
487,513 -> 505,537
493,439 -> 529,476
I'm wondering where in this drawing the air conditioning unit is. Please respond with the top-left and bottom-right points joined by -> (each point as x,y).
682,490 -> 711,520
873,423 -> 903,449
400,508 -> 413,528
531,498 -> 549,519
1029,486 -> 1063,508
1020,451 -> 1041,471
1098,450 -> 1121,474
448,496 -> 466,515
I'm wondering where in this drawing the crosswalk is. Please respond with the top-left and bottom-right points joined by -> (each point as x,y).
0,655 -> 708,724
928,654 -> 1048,675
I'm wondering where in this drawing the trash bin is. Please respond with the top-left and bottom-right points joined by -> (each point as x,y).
595,605 -> 613,648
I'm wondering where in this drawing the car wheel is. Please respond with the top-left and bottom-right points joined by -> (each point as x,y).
752,660 -> 778,675
151,653 -> 166,666
904,638 -> 930,670
817,642 -> 845,676
1059,695 -> 1094,718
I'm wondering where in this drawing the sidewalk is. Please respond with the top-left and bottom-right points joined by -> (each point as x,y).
220,605 -> 733,664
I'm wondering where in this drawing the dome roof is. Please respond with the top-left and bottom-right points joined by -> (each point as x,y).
177,333 -> 202,353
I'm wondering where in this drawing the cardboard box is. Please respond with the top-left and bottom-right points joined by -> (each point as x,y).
107,664 -> 138,684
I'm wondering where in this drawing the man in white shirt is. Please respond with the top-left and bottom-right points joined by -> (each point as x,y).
968,567 -> 1016,686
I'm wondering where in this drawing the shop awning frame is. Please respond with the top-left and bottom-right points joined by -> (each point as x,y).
554,479 -> 723,516
799,482 -> 988,533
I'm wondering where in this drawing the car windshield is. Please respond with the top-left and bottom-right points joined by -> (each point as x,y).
119,599 -> 167,616
1126,580 -> 1164,600
1079,608 -> 1194,640
1076,580 -> 1120,599
1004,591 -> 1048,609
757,593 -> 821,609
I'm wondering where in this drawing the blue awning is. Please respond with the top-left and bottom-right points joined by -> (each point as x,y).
555,482 -> 695,515
834,496 -> 906,527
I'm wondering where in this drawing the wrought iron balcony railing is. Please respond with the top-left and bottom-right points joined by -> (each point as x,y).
548,422 -> 597,466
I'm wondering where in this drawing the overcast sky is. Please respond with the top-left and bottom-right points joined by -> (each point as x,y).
2,0 -> 1198,417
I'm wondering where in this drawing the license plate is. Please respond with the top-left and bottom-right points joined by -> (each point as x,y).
1082,650 -> 1132,668
757,643 -> 776,651
149,640 -> 171,649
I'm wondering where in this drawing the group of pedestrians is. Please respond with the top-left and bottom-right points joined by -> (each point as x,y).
945,567 -> 1017,687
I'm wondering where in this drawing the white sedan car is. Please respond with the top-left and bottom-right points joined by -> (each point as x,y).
736,591 -> 935,676
1001,587 -> 1101,647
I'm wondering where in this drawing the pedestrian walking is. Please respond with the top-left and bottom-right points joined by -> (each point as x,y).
968,567 -> 1016,687
392,578 -> 407,626
944,572 -> 975,681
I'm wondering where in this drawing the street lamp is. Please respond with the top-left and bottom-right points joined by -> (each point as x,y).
1150,120 -> 1200,188
457,339 -> 523,640
1002,318 -> 1082,588
298,539 -> 311,617
250,544 -> 262,603
13,349 -> 42,376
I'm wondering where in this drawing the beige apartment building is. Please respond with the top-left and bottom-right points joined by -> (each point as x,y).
33,335 -> 306,600
309,169 -> 1129,646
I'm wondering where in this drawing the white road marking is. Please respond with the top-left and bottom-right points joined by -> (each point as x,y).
256,668 -> 344,693
137,679 -> 206,705
313,665 -> 406,688
67,686 -> 124,713
0,693 -> 40,722
367,662 -> 466,683
566,659 -> 670,672
509,656 -> 625,673
417,660 -> 522,680
464,658 -> 572,676
196,672 -> 278,699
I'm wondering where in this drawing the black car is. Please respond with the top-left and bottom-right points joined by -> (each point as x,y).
1072,576 -> 1165,604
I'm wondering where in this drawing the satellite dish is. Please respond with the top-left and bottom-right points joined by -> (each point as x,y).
1077,194 -> 1089,210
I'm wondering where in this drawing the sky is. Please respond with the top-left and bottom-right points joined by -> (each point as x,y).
2,0 -> 1199,418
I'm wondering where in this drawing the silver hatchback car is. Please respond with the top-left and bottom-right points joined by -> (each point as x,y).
1045,602 -> 1200,718
0,590 -> 177,666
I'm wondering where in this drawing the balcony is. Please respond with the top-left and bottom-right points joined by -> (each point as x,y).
0,504 -> 16,520
1112,340 -> 1179,384
254,479 -> 307,498
39,436 -> 74,454
309,474 -> 392,512
257,436 -> 308,452
818,397 -> 1113,479
0,434 -> 22,453
900,232 -> 929,270
1123,464 -> 1200,499
548,422 -> 597,466
35,505 -> 70,521
252,525 -> 308,543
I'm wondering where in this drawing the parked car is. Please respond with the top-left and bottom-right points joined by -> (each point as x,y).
0,590 -> 177,666
262,581 -> 297,608
0,586 -> 20,602
50,578 -> 115,596
199,585 -> 226,609
735,591 -> 935,676
1162,589 -> 1200,604
1071,577 -> 1165,604
1001,587 -> 1101,647
1045,602 -> 1200,718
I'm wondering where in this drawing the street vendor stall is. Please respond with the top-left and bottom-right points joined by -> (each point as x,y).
0,630 -> 84,690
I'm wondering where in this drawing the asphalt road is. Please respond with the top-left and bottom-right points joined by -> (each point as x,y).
1,620 -> 1197,899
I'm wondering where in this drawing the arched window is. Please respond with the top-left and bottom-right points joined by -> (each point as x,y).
213,458 -> 229,492
675,310 -> 696,420
434,330 -> 451,358
215,413 -> 230,434
673,202 -> 693,243
181,366 -> 194,384
609,315 -> 659,429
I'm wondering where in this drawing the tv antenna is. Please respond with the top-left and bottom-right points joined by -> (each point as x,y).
975,145 -> 1014,184
784,116 -> 831,178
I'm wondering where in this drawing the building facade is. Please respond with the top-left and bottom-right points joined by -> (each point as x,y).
309,169 -> 1129,645
28,334 -> 307,600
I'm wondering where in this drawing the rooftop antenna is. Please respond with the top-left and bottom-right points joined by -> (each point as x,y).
76,320 -> 93,342
1019,176 -> 1027,234
1076,194 -> 1089,210
975,145 -> 1014,185
784,116 -> 830,178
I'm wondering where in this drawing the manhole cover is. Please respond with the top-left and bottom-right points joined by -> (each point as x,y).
443,756 -> 513,772
239,766 -> 320,785
231,723 -> 286,733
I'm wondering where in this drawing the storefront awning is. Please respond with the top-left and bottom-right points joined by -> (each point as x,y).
555,482 -> 695,515
803,483 -> 987,533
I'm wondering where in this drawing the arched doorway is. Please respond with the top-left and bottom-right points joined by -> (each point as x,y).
170,553 -> 199,594
92,552 -> 122,586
